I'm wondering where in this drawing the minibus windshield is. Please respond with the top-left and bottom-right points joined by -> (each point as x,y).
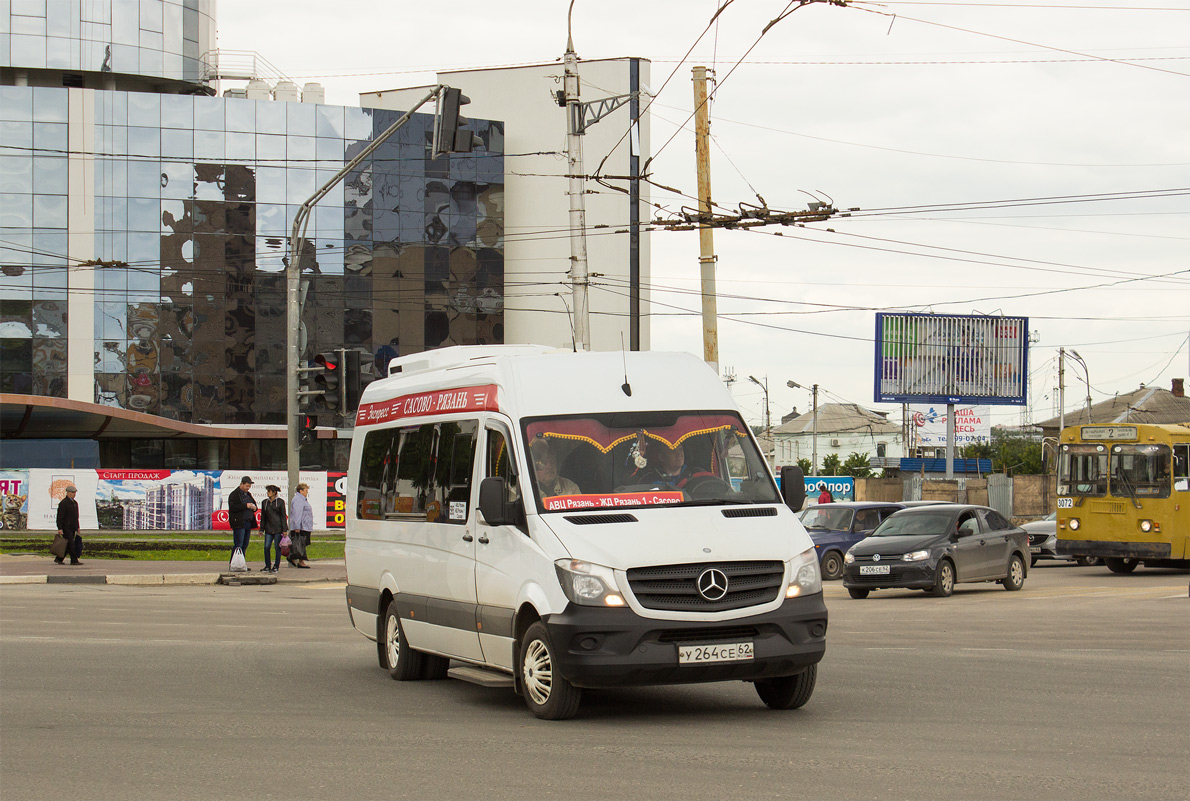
522,411 -> 780,512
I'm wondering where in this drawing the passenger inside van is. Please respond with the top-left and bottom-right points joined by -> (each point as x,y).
530,440 -> 581,500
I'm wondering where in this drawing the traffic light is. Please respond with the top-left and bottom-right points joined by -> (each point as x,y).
298,413 -> 317,446
313,351 -> 341,411
433,87 -> 482,157
345,349 -> 376,411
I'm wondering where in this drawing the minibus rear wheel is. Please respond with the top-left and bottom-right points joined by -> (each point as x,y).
755,664 -> 817,710
382,601 -> 424,681
519,622 -> 581,720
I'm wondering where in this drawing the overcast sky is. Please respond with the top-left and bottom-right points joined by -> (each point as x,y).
218,0 -> 1190,432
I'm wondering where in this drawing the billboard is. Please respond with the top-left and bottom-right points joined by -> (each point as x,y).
0,469 -> 347,532
911,405 -> 992,448
875,313 -> 1027,405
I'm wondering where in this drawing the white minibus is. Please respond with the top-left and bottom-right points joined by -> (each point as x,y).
345,345 -> 826,719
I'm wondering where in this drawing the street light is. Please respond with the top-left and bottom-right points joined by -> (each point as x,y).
748,375 -> 771,464
1069,350 -> 1092,423
787,380 -> 819,476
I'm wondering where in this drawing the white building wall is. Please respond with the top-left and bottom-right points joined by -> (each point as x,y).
361,58 -> 651,353
776,431 -> 903,472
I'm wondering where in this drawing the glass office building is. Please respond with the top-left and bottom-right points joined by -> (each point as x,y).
1,3 -> 505,469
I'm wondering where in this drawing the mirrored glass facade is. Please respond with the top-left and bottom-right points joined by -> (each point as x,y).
0,84 -> 506,426
1,0 -> 215,85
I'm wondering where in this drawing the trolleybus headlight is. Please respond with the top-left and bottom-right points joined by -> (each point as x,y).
555,560 -> 624,607
787,547 -> 822,597
1140,519 -> 1153,533
1069,518 -> 1081,531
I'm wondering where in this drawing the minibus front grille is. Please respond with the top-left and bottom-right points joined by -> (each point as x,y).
626,560 -> 784,612
563,513 -> 638,525
656,626 -> 760,643
721,507 -> 778,518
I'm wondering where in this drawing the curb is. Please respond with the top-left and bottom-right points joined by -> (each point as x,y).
1,572 -> 338,587
0,575 -> 47,585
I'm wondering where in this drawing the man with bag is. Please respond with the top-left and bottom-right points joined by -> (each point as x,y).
54,484 -> 82,565
227,476 -> 257,571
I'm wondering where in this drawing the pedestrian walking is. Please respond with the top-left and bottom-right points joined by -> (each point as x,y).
260,484 -> 287,573
817,482 -> 834,504
228,476 -> 258,562
289,482 -> 313,569
54,484 -> 83,565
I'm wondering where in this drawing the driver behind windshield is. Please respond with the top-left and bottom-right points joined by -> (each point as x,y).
636,441 -> 694,489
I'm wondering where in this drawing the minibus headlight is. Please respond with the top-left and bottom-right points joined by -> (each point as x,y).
554,560 -> 624,607
786,547 -> 822,598
1069,518 -> 1081,531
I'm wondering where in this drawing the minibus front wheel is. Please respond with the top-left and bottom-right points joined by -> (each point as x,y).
519,622 -> 582,720
755,663 -> 817,710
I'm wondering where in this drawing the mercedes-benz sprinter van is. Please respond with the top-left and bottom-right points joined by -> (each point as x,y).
344,345 -> 826,719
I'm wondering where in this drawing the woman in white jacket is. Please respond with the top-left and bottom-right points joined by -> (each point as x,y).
289,483 -> 314,568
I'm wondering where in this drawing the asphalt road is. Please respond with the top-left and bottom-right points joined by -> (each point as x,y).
2,564 -> 1186,801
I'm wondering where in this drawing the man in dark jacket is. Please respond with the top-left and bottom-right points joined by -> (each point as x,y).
55,484 -> 82,565
227,476 -> 258,561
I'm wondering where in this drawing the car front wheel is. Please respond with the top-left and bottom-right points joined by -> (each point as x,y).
1105,557 -> 1139,574
1002,554 -> 1025,591
931,559 -> 955,597
847,587 -> 869,599
520,622 -> 581,720
755,664 -> 817,710
820,551 -> 844,581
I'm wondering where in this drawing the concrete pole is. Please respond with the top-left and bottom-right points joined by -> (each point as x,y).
945,402 -> 955,479
564,38 -> 591,351
812,384 -> 819,477
1058,347 -> 1066,435
692,66 -> 718,371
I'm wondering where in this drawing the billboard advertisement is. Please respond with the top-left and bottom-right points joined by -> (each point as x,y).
1,469 -> 346,532
910,405 -> 992,448
875,313 -> 1027,405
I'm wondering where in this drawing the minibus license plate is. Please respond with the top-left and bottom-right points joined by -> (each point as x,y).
859,565 -> 890,575
678,642 -> 753,665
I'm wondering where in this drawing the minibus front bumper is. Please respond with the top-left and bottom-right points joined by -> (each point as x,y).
542,595 -> 827,689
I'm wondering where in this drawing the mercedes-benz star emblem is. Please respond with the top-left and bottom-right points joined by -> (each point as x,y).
697,568 -> 729,601
873,554 -> 881,562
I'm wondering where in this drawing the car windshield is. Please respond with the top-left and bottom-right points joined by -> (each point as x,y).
800,506 -> 855,530
1057,444 -> 1108,497
522,411 -> 779,512
872,511 -> 953,537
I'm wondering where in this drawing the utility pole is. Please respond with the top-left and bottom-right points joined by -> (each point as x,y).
1058,347 -> 1066,435
692,66 -> 718,371
564,14 -> 591,351
811,383 -> 819,477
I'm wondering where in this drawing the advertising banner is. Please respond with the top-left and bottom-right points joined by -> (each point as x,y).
12,469 -> 341,532
910,405 -> 991,448
802,476 -> 854,502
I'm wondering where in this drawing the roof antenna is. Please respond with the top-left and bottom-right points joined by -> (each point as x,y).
621,332 -> 632,396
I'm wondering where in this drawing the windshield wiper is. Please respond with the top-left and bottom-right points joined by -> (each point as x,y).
1112,471 -> 1143,510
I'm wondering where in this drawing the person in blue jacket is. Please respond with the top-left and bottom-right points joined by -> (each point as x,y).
289,482 -> 313,569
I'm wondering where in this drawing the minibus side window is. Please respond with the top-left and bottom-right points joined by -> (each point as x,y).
429,421 -> 478,525
486,426 -> 520,506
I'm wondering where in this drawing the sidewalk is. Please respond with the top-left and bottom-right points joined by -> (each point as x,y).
0,553 -> 347,587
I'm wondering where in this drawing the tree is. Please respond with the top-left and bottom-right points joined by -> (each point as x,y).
841,452 -> 873,478
960,428 -> 1043,474
820,453 -> 842,476
796,457 -> 812,476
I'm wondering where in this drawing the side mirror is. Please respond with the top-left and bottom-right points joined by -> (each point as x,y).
478,477 -> 523,527
780,465 -> 806,512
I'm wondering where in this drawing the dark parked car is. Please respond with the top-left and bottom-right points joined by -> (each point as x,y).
842,504 -> 1029,598
799,502 -> 905,580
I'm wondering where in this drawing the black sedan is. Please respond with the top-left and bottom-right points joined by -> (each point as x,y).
841,504 -> 1029,598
